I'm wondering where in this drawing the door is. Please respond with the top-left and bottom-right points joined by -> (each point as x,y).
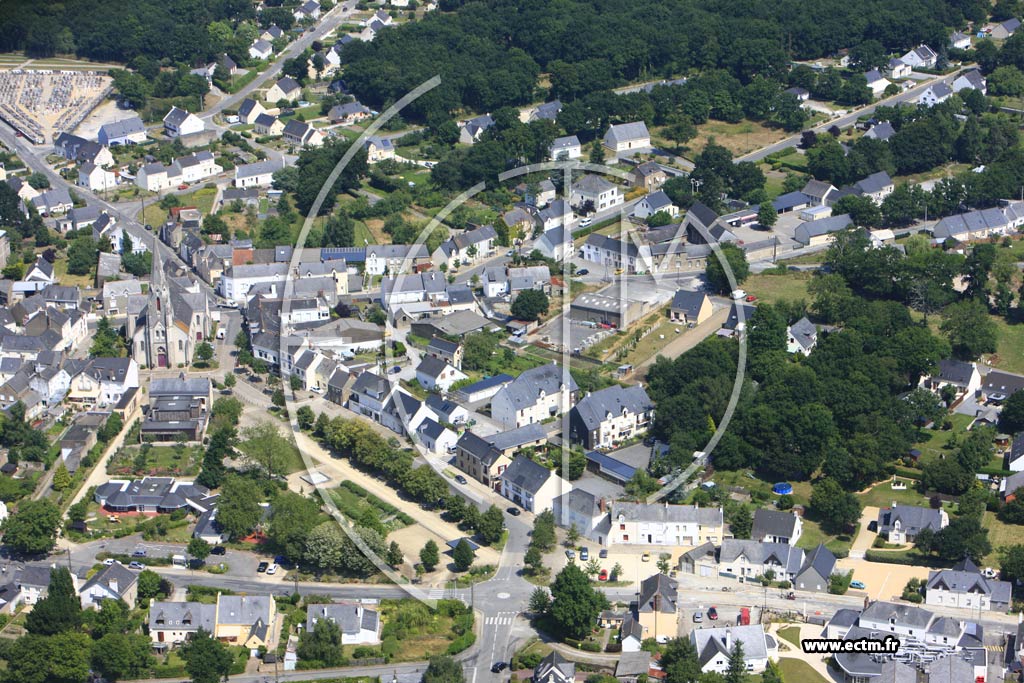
157,352 -> 167,367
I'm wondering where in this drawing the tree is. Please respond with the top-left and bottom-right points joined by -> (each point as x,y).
524,544 -> 545,576
999,392 -> 1024,435
832,195 -> 881,228
532,510 -> 556,550
726,504 -> 752,539
423,655 -> 465,683
91,316 -> 125,358
194,341 -> 214,366
136,569 -> 162,600
420,539 -> 440,571
934,514 -> 991,562
297,619 -> 347,667
477,505 -> 505,545
181,628 -> 233,683
267,492 -> 319,561
216,475 -> 262,540
386,540 -> 404,567
3,498 -> 61,555
67,236 -> 98,275
1000,544 -> 1024,584
940,300 -> 997,360
304,521 -> 346,573
757,203 -> 777,230
510,289 -> 549,322
187,537 -> 211,564
726,641 -> 748,683
25,567 -> 80,635
548,563 -> 608,640
811,479 -> 862,534
51,463 -> 71,491
705,243 -> 749,295
452,538 -> 475,571
296,405 -> 315,430
659,637 -> 703,683
223,373 -> 236,389
92,633 -> 152,682
240,422 -> 293,478
196,425 -> 232,490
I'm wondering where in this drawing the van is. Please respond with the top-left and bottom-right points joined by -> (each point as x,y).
172,554 -> 187,567
216,328 -> 226,340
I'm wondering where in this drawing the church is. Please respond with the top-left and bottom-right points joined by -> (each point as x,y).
129,258 -> 212,369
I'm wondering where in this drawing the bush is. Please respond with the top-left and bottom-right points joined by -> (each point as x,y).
446,631 -> 476,655
580,641 -> 602,652
778,580 -> 791,589
605,642 -> 622,653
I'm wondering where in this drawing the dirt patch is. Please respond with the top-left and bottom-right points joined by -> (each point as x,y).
684,120 -> 790,158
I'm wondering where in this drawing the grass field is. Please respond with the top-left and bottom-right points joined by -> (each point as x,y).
983,511 -> 1019,567
777,626 -> 802,648
777,659 -> 829,683
986,316 -> 1024,375
797,516 -> 856,555
912,413 -> 972,463
858,479 -> 930,508
53,258 -> 94,289
688,120 -> 789,157
353,220 -> 379,245
137,186 -> 219,225
743,271 -> 813,304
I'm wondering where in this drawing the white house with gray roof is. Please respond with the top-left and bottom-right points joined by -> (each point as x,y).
794,543 -> 838,592
162,106 -> 204,138
305,602 -> 380,645
692,625 -> 777,675
719,539 -> 805,581
149,600 -> 217,645
786,316 -> 817,355
570,174 -> 623,212
926,557 -> 1012,611
548,135 -> 581,160
876,504 -> 948,544
500,455 -> 569,513
603,121 -> 651,154
919,359 -> 981,397
98,117 -> 146,146
234,159 -> 284,188
432,224 -> 497,268
608,502 -> 724,548
752,509 -> 802,545
491,362 -> 578,429
568,384 -> 654,449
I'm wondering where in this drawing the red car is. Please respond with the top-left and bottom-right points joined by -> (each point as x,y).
745,295 -> 757,302
178,184 -> 189,190
708,606 -> 718,620
598,569 -> 609,581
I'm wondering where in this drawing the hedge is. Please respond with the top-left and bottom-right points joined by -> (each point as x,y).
864,550 -> 952,568
446,631 -> 476,655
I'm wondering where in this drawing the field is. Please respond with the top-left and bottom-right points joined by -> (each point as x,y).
986,316 -> 1024,375
797,516 -> 856,556
982,511 -> 1019,567
236,433 -> 305,474
743,271 -> 813,304
777,659 -> 829,683
685,120 -> 790,157
777,626 -> 802,648
107,444 -> 202,477
858,479 -> 931,508
137,186 -> 219,225
911,413 -> 972,463
53,258 -> 94,289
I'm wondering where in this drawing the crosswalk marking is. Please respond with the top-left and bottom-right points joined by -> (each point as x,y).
484,613 -> 516,626
427,589 -> 445,599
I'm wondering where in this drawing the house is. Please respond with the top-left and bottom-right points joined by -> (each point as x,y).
414,356 -> 467,392
916,82 -> 953,107
535,226 -> 570,262
432,224 -> 497,268
682,201 -> 737,245
282,120 -> 324,148
329,102 -> 372,125
863,121 -> 896,141
632,190 -> 677,220
864,69 -> 892,97
215,594 -> 277,649
925,557 -> 1011,611
786,316 -> 817,355
102,279 -> 142,316
794,543 -> 838,593
901,45 -> 938,70
680,542 -> 719,577
425,337 -> 462,370
692,625 -> 777,675
992,18 -> 1022,40
569,384 -> 654,450
260,25 -> 285,42
552,488 -> 610,543
98,117 -> 147,146
305,603 -> 381,645
950,31 -> 972,50
30,188 -> 73,216
491,362 -> 578,429
415,418 -> 457,456
500,455 -> 569,512
364,244 -> 430,276
176,151 -> 222,184
455,431 -> 511,490
919,359 -> 981,397
266,76 -> 302,103
1007,433 -> 1024,473
149,600 -> 216,645
79,562 -> 138,609
68,357 -> 139,409
529,100 -> 562,122
570,174 -> 623,213
876,504 -> 948,544
603,121 -> 651,154
253,113 -> 285,137
533,651 -> 575,683
719,539 -> 805,581
237,98 -> 267,125
634,573 -> 678,643
163,107 -> 204,138
548,135 -> 581,161
784,86 -> 810,101
670,290 -> 712,325
802,179 -> 837,206
930,202 -> 1024,242
884,58 -> 912,80
458,114 -> 494,145
234,159 -> 284,189
77,163 -> 117,192
53,133 -> 114,166
538,200 -> 573,231
952,69 -> 987,95
608,502 -> 724,547
751,509 -> 802,545
630,161 -> 668,192
294,0 -> 321,21
364,136 -> 395,163
853,171 -> 895,204
249,39 -> 274,61
793,213 -> 853,247
142,378 -> 213,442
94,477 -> 211,513
135,162 -> 180,192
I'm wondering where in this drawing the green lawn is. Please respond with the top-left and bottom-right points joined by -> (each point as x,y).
777,626 -> 802,648
913,413 -> 973,463
777,659 -> 829,683
983,511 -> 1019,567
107,445 -> 202,477
354,220 -> 379,245
743,271 -> 813,305
53,258 -> 93,289
858,479 -> 930,509
236,434 -> 305,474
987,316 -> 1024,375
797,517 -> 856,556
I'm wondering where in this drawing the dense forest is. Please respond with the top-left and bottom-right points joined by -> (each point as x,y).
340,0 -> 987,119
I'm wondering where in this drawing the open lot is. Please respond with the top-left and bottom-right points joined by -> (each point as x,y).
679,120 -> 791,158
743,270 -> 813,305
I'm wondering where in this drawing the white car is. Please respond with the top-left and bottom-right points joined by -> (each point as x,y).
266,563 -> 279,575
730,289 -> 747,300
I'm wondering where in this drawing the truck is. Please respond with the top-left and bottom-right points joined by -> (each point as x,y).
739,607 -> 750,626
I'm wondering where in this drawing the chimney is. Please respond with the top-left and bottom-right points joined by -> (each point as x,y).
599,497 -> 606,512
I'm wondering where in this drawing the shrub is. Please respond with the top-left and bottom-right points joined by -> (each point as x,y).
580,641 -> 602,652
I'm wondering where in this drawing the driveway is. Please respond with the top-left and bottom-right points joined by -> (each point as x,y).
848,506 -> 880,559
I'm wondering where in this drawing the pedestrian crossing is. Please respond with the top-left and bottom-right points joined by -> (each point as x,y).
426,589 -> 446,599
485,612 -> 517,626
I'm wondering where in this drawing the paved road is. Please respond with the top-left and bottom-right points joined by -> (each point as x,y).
125,662 -> 425,683
736,72 -> 962,163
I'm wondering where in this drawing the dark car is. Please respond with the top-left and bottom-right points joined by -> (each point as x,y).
389,365 -> 402,374
257,562 -> 269,573
249,374 -> 263,383
144,224 -> 153,231
454,475 -> 468,485
599,549 -> 608,559
491,662 -> 507,673
132,548 -> 147,557
210,546 -> 226,556
577,268 -> 589,276
506,507 -> 521,516
708,606 -> 718,620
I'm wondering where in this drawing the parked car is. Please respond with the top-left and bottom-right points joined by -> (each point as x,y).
708,606 -> 718,620
579,547 -> 589,561
850,580 -> 866,589
490,662 -> 507,673
576,268 -> 589,276
132,548 -> 147,557
641,552 -> 651,562
506,507 -> 521,516
103,558 -> 116,566
211,546 -> 226,555
598,569 -> 609,581
129,561 -> 146,570
266,563 -> 278,575
177,184 -> 189,190
257,562 -> 269,573
599,549 -> 608,559
693,610 -> 703,623
745,294 -> 757,302
565,549 -> 575,560
454,475 -> 468,485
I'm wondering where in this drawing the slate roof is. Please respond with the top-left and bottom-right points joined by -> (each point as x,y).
218,595 -> 273,627
613,502 -> 722,526
864,122 -> 896,141
150,377 -> 210,396
788,316 -> 817,351
693,625 -> 769,667
532,100 -> 562,120
535,651 -> 575,681
417,417 -> 447,442
604,121 -> 651,146
752,509 -> 800,541
720,539 -> 804,575
149,601 -> 216,632
305,603 -> 380,635
99,117 -> 145,140
329,102 -> 371,119
426,337 -> 459,355
163,106 -> 191,127
856,171 -> 893,195
497,363 -> 578,412
671,290 -> 708,317
415,355 -> 451,380
550,135 -> 580,152
638,573 -> 677,614
572,173 -> 617,195
933,358 -> 976,385
501,455 -> 554,495
80,562 -> 138,598
487,423 -> 546,451
926,557 -> 1012,604
798,543 -> 837,580
794,214 -> 853,244
860,601 -> 935,629
573,384 -> 652,432
876,505 -> 944,537
274,76 -> 301,95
